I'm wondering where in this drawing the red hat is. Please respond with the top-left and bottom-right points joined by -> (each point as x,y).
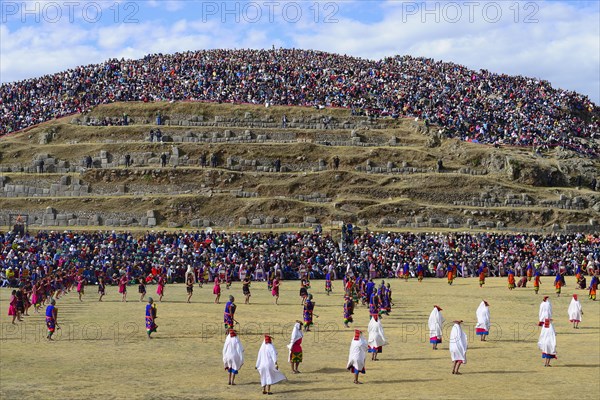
434,305 -> 443,311
264,335 -> 272,344
544,319 -> 550,328
353,329 -> 362,340
573,294 -> 578,300
543,296 -> 549,301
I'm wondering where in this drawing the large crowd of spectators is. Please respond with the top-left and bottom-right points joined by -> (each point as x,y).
1,229 -> 598,288
1,49 -> 598,156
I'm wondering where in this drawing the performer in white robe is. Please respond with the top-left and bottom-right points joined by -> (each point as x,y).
567,294 -> 583,328
347,329 -> 368,384
538,296 -> 552,326
475,300 -> 490,341
449,320 -> 468,375
367,316 -> 388,361
428,305 -> 444,350
537,319 -> 557,367
256,335 -> 286,394
222,329 -> 244,385
287,321 -> 304,373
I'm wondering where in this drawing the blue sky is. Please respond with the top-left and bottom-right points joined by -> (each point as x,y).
1,1 -> 599,103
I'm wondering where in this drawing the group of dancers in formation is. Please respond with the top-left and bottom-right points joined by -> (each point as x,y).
215,275 -> 395,392
502,265 -> 599,300
158,271 -> 587,392
5,264 -> 593,392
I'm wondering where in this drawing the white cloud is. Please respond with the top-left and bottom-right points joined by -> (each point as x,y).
289,1 -> 600,102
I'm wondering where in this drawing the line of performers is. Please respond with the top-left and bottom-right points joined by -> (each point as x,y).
504,266 -> 597,299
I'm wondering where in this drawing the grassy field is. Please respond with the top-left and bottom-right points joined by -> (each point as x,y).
1,277 -> 598,400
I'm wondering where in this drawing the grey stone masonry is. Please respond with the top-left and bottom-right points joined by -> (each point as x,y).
0,206 -> 598,232
454,192 -> 536,208
1,177 -> 91,198
294,193 -> 332,203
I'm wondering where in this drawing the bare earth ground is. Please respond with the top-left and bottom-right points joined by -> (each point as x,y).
0,277 -> 598,400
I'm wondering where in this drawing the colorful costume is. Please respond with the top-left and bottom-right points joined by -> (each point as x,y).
213,277 -> 221,295
76,276 -> 85,294
507,269 -> 516,290
157,276 -> 166,296
447,264 -> 454,285
533,271 -> 541,294
145,302 -> 157,335
287,322 -> 304,363
478,265 -> 486,287
417,264 -> 424,282
299,279 -> 309,299
98,280 -> 106,295
589,276 -> 598,300
118,276 -> 127,294
554,272 -> 563,295
45,303 -> 57,333
368,291 -> 379,319
224,300 -> 236,330
379,285 -> 390,315
271,278 -> 280,297
7,294 -> 16,316
343,295 -> 354,327
303,298 -> 314,328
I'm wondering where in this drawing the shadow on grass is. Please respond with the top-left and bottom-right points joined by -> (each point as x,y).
555,364 -> 600,368
386,357 -> 443,362
279,387 -> 344,395
379,356 -> 448,363
368,378 -> 443,384
468,370 -> 537,375
311,367 -> 347,374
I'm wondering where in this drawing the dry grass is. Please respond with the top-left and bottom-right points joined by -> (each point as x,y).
1,278 -> 598,400
0,101 -> 598,230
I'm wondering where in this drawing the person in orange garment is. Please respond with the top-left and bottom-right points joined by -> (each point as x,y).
507,267 -> 516,290
588,274 -> 598,301
554,271 -> 564,297
533,269 -> 542,294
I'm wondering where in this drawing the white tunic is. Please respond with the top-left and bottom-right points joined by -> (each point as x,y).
367,317 -> 388,349
538,300 -> 552,324
567,298 -> 582,322
347,334 -> 368,372
538,322 -> 557,356
428,308 -> 445,339
475,301 -> 490,332
449,323 -> 468,363
287,322 -> 304,362
256,342 -> 286,386
223,334 -> 244,372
